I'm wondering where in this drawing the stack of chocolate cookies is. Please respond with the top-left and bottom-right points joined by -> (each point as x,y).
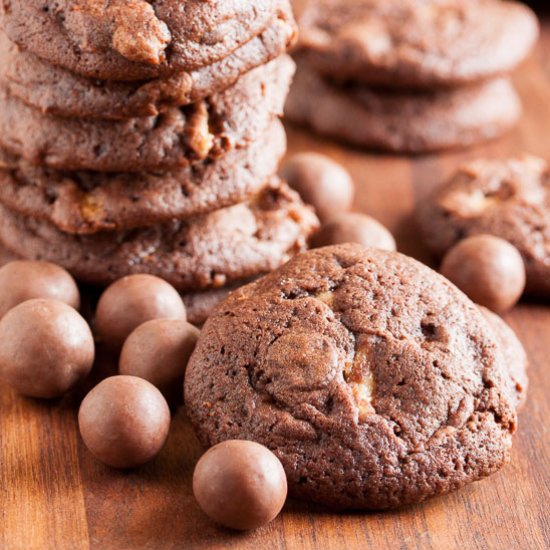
0,0 -> 319,324
286,0 -> 539,153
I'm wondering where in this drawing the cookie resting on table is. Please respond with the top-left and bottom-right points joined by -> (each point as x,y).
185,244 -> 517,510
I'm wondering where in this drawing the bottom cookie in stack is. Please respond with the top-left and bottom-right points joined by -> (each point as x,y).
0,179 -> 317,289
285,58 -> 521,153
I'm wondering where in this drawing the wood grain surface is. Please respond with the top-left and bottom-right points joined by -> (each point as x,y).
1,24 -> 550,550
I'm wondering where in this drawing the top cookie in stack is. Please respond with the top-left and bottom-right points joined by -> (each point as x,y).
0,0 -> 320,324
286,0 -> 539,153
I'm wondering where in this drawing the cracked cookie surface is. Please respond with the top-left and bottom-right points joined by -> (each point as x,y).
185,243 -> 516,509
0,56 -> 294,172
417,155 -> 550,296
0,180 -> 319,291
1,0 -> 294,80
294,0 -> 538,89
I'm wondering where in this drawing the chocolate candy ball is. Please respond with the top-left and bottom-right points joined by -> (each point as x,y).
0,260 -> 80,319
119,319 -> 200,404
0,299 -> 94,398
440,234 -> 526,312
280,152 -> 354,222
312,212 -> 397,251
78,375 -> 171,469
193,440 -> 287,530
95,274 -> 186,350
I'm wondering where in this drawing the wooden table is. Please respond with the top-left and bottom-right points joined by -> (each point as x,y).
2,26 -> 550,550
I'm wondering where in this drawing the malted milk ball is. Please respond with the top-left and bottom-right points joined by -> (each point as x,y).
119,319 -> 200,404
0,299 -> 94,398
78,375 -> 171,468
281,153 -> 354,222
440,234 -> 526,312
95,274 -> 186,349
312,212 -> 397,251
0,260 -> 80,319
193,440 -> 288,530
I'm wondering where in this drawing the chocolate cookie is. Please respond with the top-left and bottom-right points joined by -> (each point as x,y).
0,120 -> 286,234
417,155 -> 550,296
285,59 -> 521,153
0,18 -> 295,120
0,55 -> 295,172
477,306 -> 528,410
295,0 -> 538,89
0,180 -> 319,291
1,0 -> 294,81
184,243 -> 516,510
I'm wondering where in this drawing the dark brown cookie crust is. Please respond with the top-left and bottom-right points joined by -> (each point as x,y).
1,0 -> 295,81
0,181 -> 319,291
0,19 -> 295,120
184,244 -> 516,510
285,59 -> 521,153
477,306 -> 528,410
417,155 -> 550,297
0,55 -> 294,172
0,120 -> 286,234
295,0 -> 538,89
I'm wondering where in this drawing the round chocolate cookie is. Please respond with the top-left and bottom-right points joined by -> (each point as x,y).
0,18 -> 295,120
285,59 -> 521,153
184,244 -> 517,510
295,0 -> 538,89
477,306 -> 528,410
0,180 -> 319,291
0,56 -> 294,172
417,155 -> 550,296
0,120 -> 286,234
1,0 -> 294,81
